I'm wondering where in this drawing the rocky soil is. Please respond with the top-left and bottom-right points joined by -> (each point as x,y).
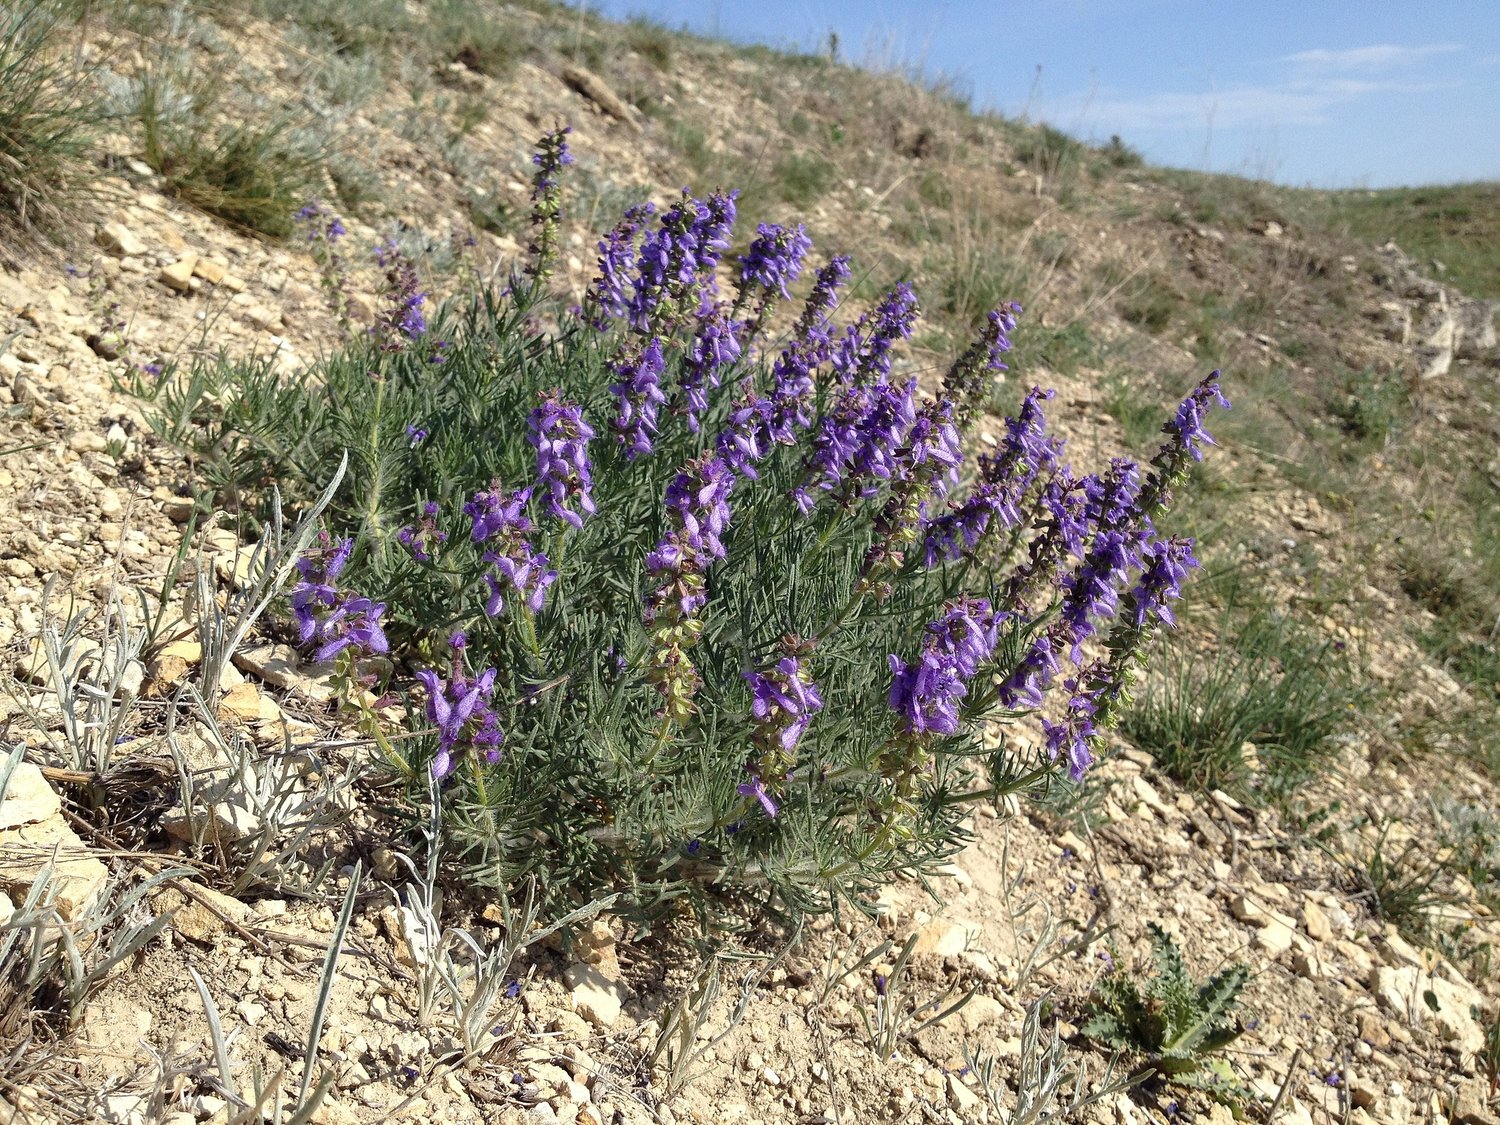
2,5 -> 1498,1124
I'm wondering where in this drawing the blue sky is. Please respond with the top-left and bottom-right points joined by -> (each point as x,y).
575,1 -> 1500,188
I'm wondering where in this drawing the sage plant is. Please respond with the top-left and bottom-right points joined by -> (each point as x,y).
154,131 -> 1229,925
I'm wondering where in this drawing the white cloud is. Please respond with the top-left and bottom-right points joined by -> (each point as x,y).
1042,43 -> 1464,135
1283,44 -> 1460,71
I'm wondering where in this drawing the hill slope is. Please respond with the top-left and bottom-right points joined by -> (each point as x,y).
0,3 -> 1497,1122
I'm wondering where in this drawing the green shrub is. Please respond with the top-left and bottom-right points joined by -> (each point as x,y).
773,151 -> 836,207
625,16 -> 673,71
135,68 -> 326,238
135,135 -> 1230,928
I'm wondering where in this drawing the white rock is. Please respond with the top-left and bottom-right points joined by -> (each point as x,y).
565,963 -> 625,1029
97,222 -> 147,258
0,762 -> 62,829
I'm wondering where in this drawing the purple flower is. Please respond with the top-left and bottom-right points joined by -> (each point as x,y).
372,239 -> 426,350
417,666 -> 503,779
678,310 -> 741,432
715,394 -> 773,479
998,632 -> 1061,709
526,127 -> 574,281
745,653 -> 824,755
796,256 -> 852,344
464,481 -> 555,616
1131,536 -> 1198,628
1057,529 -> 1134,663
738,223 -> 812,300
888,598 -> 998,735
586,202 -> 655,329
1042,685 -> 1100,781
794,377 -> 922,514
609,337 -> 668,458
397,501 -> 448,562
293,200 -> 346,244
528,394 -> 596,530
830,282 -> 919,386
465,481 -> 532,542
629,189 -> 739,334
848,379 -> 920,495
661,454 -> 735,562
921,384 -> 1061,565
1166,371 -> 1230,462
643,455 -> 737,723
483,544 -> 556,616
939,302 -> 1022,426
310,597 -> 389,663
405,423 -> 429,446
529,126 -> 574,198
736,774 -> 779,818
290,535 -> 389,663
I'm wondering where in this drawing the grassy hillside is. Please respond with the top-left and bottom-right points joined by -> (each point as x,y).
2,0 -> 1498,1118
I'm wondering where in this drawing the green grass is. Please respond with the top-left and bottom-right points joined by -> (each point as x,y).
772,151 -> 836,207
1307,182 -> 1500,299
135,67 -> 326,238
624,16 -> 673,71
0,0 -> 99,233
1346,816 -> 1455,944
426,0 -> 523,76
1121,604 -> 1359,800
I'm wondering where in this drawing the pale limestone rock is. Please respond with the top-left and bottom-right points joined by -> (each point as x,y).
1371,964 -> 1486,1054
159,255 -> 198,293
96,222 -> 147,257
192,257 -> 227,284
946,1073 -> 982,1115
910,917 -> 976,957
0,761 -> 62,830
1302,898 -> 1332,941
955,994 -> 1006,1035
565,962 -> 624,1029
0,813 -> 108,920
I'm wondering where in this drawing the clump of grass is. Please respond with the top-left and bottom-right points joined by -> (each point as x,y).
1009,320 -> 1095,379
1097,133 -> 1143,169
1331,364 -> 1407,449
773,150 -> 836,207
1121,606 -> 1359,800
625,16 -> 673,71
253,0 -> 412,58
0,0 -> 99,233
134,68 -> 326,238
1118,274 -> 1181,334
427,0 -> 523,77
1344,816 -> 1455,943
1102,372 -> 1166,450
1011,123 -> 1084,193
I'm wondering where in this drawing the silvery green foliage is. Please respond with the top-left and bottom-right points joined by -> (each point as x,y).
189,866 -> 361,1122
137,133 -> 1227,927
0,746 -> 187,1027
21,585 -> 147,775
650,926 -> 801,1097
855,929 -> 979,1062
390,781 -> 617,1059
193,455 -> 346,701
163,689 -> 360,896
962,995 -> 1139,1124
